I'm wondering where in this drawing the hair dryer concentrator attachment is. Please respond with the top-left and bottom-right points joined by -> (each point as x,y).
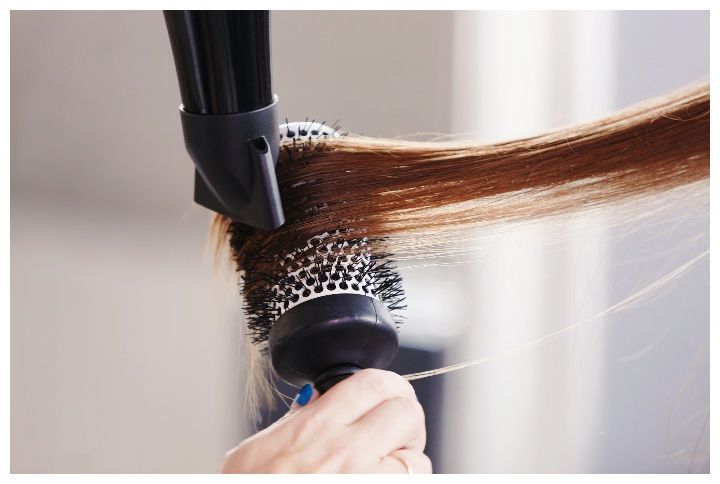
180,98 -> 285,230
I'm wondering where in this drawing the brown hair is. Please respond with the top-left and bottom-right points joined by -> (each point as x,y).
218,82 -> 707,266
213,82 -> 709,411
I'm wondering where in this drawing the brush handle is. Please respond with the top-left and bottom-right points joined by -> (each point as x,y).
164,10 -> 273,114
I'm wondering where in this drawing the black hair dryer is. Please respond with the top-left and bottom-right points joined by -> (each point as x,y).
164,10 -> 284,230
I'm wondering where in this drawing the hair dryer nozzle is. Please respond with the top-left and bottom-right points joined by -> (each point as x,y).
180,97 -> 284,230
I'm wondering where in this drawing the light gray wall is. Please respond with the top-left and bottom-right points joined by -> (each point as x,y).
598,11 -> 709,472
271,11 -> 453,137
616,11 -> 709,106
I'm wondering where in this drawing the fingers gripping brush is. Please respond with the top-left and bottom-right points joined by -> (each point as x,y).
164,11 -> 405,394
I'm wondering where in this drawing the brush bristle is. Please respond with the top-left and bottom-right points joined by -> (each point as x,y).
279,119 -> 345,162
240,230 -> 406,350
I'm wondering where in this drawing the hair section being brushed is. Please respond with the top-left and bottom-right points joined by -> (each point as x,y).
213,82 -> 709,416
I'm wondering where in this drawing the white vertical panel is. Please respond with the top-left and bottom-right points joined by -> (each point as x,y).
445,11 -> 615,472
564,11 -> 615,470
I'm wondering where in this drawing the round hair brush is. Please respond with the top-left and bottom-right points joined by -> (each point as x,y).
241,122 -> 406,394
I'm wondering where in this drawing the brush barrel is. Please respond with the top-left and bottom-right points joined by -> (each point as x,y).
269,294 -> 399,394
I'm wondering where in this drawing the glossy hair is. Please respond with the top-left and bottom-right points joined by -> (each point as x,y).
212,82 -> 709,416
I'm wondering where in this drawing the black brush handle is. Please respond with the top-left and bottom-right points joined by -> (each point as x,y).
164,10 -> 272,114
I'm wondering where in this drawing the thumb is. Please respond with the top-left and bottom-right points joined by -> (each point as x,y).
290,383 -> 319,411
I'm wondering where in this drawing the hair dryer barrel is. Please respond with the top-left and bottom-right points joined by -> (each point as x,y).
164,10 -> 273,114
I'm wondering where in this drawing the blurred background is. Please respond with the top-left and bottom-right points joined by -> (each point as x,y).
11,10 -> 709,473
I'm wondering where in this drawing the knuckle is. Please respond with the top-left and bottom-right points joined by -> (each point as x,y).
292,410 -> 328,442
219,454 -> 236,473
394,396 -> 425,423
220,443 -> 259,473
264,453 -> 295,473
419,453 -> 433,474
356,368 -> 394,392
267,450 -> 318,474
309,429 -> 354,472
274,420 -> 350,473
327,428 -> 354,455
395,376 -> 417,400
355,369 -> 416,399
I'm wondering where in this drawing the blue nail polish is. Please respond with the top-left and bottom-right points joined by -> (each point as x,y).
294,384 -> 313,406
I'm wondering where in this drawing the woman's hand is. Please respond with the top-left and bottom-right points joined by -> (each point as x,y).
221,369 -> 432,474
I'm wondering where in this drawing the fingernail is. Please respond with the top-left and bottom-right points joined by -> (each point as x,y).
294,383 -> 313,406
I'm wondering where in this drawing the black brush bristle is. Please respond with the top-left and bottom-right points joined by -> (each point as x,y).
279,120 -> 346,163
